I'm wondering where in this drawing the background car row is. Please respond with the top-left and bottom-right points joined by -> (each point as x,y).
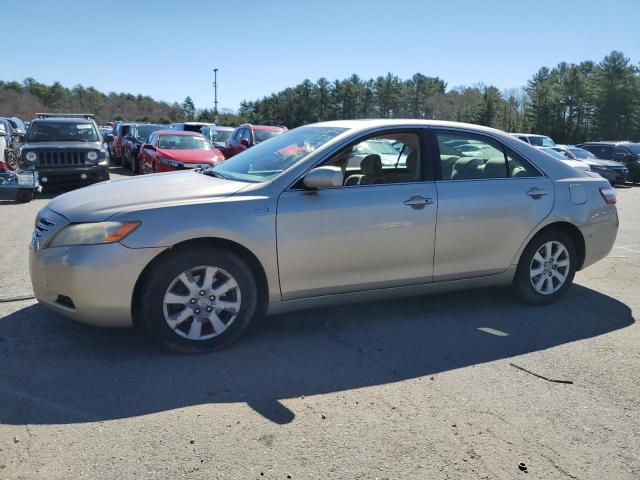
2,112 -> 639,189
107,121 -> 287,175
511,132 -> 638,184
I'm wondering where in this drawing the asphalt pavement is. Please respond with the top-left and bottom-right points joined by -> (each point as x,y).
0,168 -> 638,479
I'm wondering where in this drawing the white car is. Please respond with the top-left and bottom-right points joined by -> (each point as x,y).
538,147 -> 590,172
512,133 -> 557,147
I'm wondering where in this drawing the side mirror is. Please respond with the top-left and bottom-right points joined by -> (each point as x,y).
142,143 -> 155,151
303,166 -> 344,189
240,138 -> 249,147
103,134 -> 114,143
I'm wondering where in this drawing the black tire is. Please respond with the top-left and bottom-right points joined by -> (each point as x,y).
139,246 -> 258,353
15,189 -> 34,203
5,150 -> 18,170
513,229 -> 577,305
131,154 -> 139,174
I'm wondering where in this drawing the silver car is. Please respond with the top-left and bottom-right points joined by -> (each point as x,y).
29,120 -> 619,351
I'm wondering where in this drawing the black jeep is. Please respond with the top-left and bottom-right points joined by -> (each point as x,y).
21,113 -> 111,187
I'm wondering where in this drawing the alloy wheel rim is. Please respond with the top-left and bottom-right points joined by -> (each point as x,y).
162,265 -> 241,340
529,241 -> 570,295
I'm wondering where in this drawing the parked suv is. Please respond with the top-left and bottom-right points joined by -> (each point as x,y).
576,141 -> 640,183
122,123 -> 168,174
225,124 -> 287,158
21,113 -> 110,187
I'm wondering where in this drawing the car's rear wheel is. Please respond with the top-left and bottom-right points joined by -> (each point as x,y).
140,247 -> 258,352
514,229 -> 577,305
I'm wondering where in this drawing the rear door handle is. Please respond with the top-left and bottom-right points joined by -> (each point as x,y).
525,188 -> 548,198
404,195 -> 433,209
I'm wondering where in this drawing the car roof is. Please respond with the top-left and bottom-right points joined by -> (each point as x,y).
156,130 -> 203,136
308,118 -> 514,135
509,132 -> 549,138
132,123 -> 166,128
31,117 -> 96,123
238,124 -> 287,131
212,126 -> 234,131
580,141 -> 632,145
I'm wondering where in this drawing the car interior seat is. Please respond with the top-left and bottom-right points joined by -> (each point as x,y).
344,154 -> 384,185
481,157 -> 507,178
439,155 -> 459,180
451,156 -> 484,180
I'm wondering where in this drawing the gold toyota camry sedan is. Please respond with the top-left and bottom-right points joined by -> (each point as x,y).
29,120 -> 618,351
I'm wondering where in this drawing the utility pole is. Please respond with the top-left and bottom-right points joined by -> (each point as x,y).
213,68 -> 219,124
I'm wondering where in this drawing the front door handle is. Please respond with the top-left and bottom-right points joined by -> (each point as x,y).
525,187 -> 548,199
404,195 -> 433,209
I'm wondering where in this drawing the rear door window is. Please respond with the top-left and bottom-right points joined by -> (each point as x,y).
435,131 -> 540,180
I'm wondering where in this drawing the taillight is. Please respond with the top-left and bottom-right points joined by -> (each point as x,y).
599,186 -> 617,204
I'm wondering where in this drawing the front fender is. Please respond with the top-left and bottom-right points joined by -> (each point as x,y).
116,191 -> 280,302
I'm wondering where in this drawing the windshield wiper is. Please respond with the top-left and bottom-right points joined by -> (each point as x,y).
198,167 -> 229,180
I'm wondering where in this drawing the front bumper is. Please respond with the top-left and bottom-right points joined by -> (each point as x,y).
29,241 -> 166,327
594,169 -> 628,185
36,165 -> 110,186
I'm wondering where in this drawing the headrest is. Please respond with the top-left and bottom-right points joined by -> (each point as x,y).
360,154 -> 382,176
482,157 -> 506,178
451,156 -> 482,179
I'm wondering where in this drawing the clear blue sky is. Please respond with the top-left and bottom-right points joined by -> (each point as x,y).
4,0 -> 640,112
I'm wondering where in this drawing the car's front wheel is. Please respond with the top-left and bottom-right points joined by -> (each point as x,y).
514,229 -> 577,305
140,246 -> 258,352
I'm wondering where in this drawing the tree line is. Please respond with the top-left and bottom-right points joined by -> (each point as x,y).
1,51 -> 638,142
239,51 -> 640,143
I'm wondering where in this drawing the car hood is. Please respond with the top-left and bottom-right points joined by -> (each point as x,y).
22,141 -> 102,150
580,158 -> 626,168
47,170 -> 249,222
157,148 -> 219,163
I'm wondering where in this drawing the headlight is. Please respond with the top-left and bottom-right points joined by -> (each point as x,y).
86,151 -> 98,161
25,151 -> 37,162
159,158 -> 182,168
48,221 -> 140,248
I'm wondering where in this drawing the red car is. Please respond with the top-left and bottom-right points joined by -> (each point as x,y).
139,130 -> 225,174
225,123 -> 287,158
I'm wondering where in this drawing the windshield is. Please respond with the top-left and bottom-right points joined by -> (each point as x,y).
210,126 -> 347,183
543,148 -> 569,160
158,134 -> 213,150
137,125 -> 166,140
27,121 -> 99,142
529,136 -> 556,147
551,148 -> 573,159
254,129 -> 285,144
210,129 -> 233,142
568,148 -> 597,159
625,144 -> 640,155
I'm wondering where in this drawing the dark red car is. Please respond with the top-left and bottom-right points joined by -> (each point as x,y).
139,130 -> 225,174
225,123 -> 287,158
